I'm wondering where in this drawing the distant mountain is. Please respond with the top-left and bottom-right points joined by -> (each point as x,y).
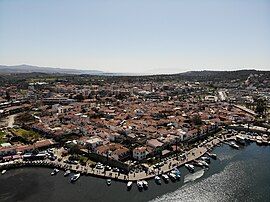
0,64 -> 105,75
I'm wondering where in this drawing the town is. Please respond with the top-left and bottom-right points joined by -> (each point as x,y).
0,71 -> 269,189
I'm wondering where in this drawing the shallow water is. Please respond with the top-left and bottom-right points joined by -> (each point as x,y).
0,143 -> 270,202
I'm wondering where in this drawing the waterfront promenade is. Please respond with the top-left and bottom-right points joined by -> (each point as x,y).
0,133 -> 228,182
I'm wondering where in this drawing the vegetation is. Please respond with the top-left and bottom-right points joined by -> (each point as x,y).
10,128 -> 40,142
0,131 -> 7,144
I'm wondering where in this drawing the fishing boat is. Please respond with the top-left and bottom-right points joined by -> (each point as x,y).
155,176 -> 161,184
127,181 -> 133,190
1,170 -> 7,175
64,170 -> 71,177
51,168 -> 59,176
142,180 -> 148,189
185,163 -> 195,172
106,179 -> 112,186
162,174 -> 169,182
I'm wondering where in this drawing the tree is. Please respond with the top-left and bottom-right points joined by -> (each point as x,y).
192,114 -> 202,125
255,98 -> 267,116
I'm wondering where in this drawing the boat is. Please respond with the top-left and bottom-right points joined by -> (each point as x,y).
201,156 -> 211,163
169,172 -> 176,181
127,181 -> 133,190
142,180 -> 148,189
198,160 -> 209,167
106,179 -> 112,186
230,142 -> 240,149
155,176 -> 161,184
207,153 -> 217,160
1,170 -> 7,175
236,135 -> 246,145
51,168 -> 60,176
70,173 -> 80,182
137,181 -> 143,189
162,174 -> 169,182
185,163 -> 195,172
64,170 -> 71,177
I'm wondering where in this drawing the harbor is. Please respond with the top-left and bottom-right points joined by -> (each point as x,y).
1,129 -> 270,190
1,142 -> 270,202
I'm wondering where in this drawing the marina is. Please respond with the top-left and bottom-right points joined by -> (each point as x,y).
1,142 -> 270,202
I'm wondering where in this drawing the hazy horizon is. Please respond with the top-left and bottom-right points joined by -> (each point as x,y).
1,0 -> 270,73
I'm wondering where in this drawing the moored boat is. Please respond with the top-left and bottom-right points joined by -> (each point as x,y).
127,181 -> 133,190
207,153 -> 217,159
185,163 -> 195,172
51,168 -> 59,176
155,176 -> 161,184
162,174 -> 169,182
169,172 -> 176,181
142,180 -> 148,189
70,173 -> 80,182
64,170 -> 71,177
106,179 -> 112,186
1,170 -> 7,175
137,181 -> 143,190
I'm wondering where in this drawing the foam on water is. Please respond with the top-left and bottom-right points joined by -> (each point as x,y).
184,169 -> 205,184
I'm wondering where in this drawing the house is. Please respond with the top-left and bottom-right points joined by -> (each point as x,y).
133,146 -> 148,161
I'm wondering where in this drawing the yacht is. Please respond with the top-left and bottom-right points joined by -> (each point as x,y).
70,173 -> 80,182
106,179 -> 112,186
185,163 -> 195,172
1,170 -> 7,175
64,170 -> 71,177
207,153 -> 217,159
169,172 -> 176,181
230,142 -> 240,149
201,156 -> 211,163
127,181 -> 133,190
155,176 -> 161,184
51,168 -> 60,176
137,181 -> 143,189
162,174 -> 169,182
142,180 -> 148,189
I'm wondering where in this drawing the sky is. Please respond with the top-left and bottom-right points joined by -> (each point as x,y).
0,0 -> 269,73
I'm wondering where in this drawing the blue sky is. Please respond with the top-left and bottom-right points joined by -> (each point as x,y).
0,0 -> 269,73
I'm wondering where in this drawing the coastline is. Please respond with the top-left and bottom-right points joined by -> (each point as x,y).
0,132 -> 241,182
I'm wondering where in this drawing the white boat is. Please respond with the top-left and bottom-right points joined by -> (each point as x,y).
201,156 -> 211,163
169,172 -> 176,181
198,160 -> 209,167
137,181 -> 143,189
155,176 -> 161,184
127,181 -> 133,189
207,153 -> 217,159
70,173 -> 80,182
142,180 -> 148,189
230,142 -> 240,149
64,170 -> 71,177
1,170 -> 7,175
106,179 -> 112,186
51,168 -> 60,176
185,163 -> 195,171
162,174 -> 169,182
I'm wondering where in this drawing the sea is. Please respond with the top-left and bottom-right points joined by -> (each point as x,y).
0,143 -> 270,202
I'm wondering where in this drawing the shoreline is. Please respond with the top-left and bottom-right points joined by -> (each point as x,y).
0,132 -> 267,182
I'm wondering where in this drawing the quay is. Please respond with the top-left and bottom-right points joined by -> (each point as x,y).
0,132 -> 232,182
1,131 -> 269,182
